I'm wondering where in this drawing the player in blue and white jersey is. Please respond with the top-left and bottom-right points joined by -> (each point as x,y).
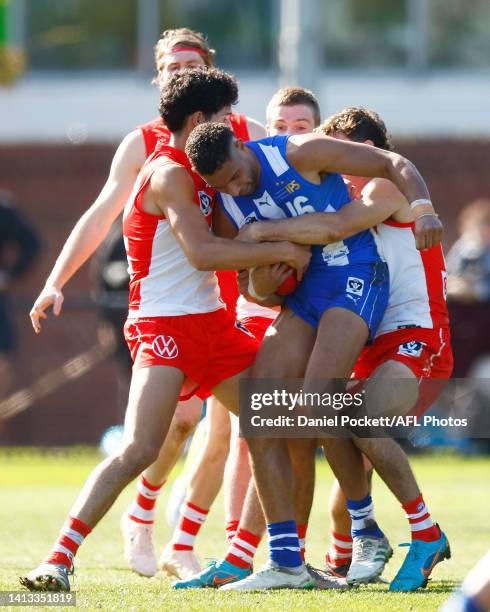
185,123 -> 442,591
215,133 -> 388,336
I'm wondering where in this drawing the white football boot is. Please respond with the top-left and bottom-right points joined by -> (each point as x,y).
120,513 -> 157,577
219,561 -> 315,591
347,535 -> 393,585
159,543 -> 201,579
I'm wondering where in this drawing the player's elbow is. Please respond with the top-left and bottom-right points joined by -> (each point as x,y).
187,248 -> 214,271
388,152 -> 413,179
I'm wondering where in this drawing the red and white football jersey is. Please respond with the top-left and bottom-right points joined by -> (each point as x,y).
374,220 -> 449,336
123,144 -> 222,317
137,113 -> 252,317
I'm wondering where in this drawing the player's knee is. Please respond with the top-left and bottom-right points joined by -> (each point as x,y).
204,439 -> 230,465
119,441 -> 161,475
171,412 -> 200,440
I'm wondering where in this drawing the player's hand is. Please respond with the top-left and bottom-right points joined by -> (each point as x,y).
414,214 -> 444,250
236,223 -> 259,243
29,285 -> 64,334
284,243 -> 311,281
250,263 -> 293,297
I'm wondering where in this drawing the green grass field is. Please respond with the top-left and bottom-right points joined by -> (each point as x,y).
0,448 -> 488,611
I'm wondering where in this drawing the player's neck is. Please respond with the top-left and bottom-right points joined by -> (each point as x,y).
168,127 -> 192,152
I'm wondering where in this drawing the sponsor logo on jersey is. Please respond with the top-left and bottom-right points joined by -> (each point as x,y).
346,276 -> 364,296
397,341 -> 425,358
253,191 -> 287,219
285,179 -> 300,194
322,241 -> 350,266
198,191 -> 213,217
152,335 -> 179,359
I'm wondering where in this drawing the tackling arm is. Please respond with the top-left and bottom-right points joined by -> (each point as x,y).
151,165 -> 311,276
289,134 -> 443,249
243,178 -> 407,245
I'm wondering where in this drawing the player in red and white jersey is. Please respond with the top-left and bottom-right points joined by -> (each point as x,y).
316,108 -> 452,591
130,97 -> 266,581
28,27 -> 267,579
21,68 -> 311,593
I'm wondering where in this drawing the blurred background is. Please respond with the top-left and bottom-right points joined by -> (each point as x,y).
0,0 -> 489,447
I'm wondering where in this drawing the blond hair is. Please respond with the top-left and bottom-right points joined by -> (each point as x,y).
267,86 -> 321,126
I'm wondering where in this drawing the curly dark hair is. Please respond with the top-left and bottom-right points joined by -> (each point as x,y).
319,107 -> 393,151
158,67 -> 238,133
186,123 -> 235,176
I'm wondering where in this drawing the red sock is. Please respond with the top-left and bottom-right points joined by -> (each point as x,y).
225,528 -> 261,569
225,520 -> 240,542
127,476 -> 165,524
45,516 -> 92,570
297,523 -> 308,561
402,494 -> 439,542
172,500 -> 209,551
326,531 -> 353,568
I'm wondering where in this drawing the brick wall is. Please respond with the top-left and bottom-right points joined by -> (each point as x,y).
1,140 -> 489,445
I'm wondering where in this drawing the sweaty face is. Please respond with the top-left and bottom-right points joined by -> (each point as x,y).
156,49 -> 206,85
204,146 -> 257,197
267,104 -> 316,136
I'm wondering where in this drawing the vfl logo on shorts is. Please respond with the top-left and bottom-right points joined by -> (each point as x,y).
346,277 -> 364,296
198,191 -> 213,217
398,341 -> 424,358
152,335 -> 179,359
235,320 -> 255,338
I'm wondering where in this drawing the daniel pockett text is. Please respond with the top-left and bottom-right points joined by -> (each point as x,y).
239,378 -> 484,439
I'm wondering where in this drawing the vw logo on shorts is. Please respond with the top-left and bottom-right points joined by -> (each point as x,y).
152,335 -> 179,359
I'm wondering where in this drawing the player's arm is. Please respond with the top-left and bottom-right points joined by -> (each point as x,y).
245,117 -> 267,140
289,134 -> 443,249
212,199 -> 287,303
29,129 -> 146,334
152,165 -> 311,276
241,178 -> 406,245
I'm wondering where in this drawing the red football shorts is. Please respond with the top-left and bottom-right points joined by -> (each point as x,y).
124,308 -> 259,401
353,327 -> 453,415
238,315 -> 277,342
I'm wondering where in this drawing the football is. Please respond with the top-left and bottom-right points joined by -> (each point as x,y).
276,267 -> 299,295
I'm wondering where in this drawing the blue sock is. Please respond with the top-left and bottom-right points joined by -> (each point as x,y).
267,520 -> 302,568
347,494 -> 384,538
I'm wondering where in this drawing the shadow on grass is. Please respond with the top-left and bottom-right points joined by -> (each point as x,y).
356,579 -> 458,595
